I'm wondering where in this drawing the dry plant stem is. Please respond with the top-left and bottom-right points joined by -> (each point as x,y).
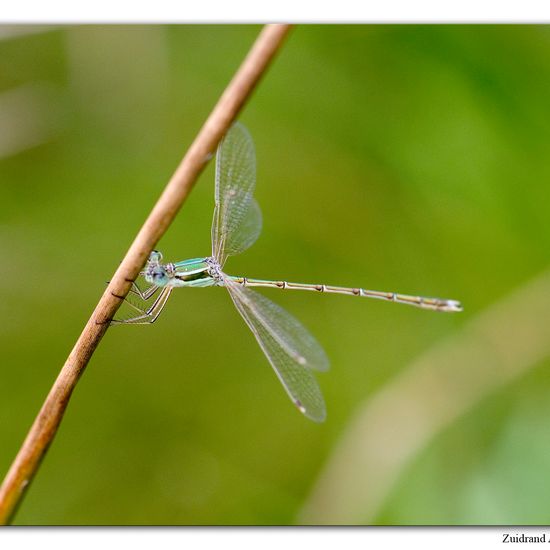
0,24 -> 292,525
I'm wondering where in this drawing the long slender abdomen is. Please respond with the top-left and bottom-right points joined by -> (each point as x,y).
227,276 -> 462,312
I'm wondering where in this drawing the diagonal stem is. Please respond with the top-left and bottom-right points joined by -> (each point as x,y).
0,23 -> 292,525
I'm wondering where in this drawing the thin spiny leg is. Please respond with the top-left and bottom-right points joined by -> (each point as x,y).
146,287 -> 173,324
111,282 -> 161,319
106,280 -> 159,302
121,293 -> 156,316
112,287 -> 173,325
128,281 -> 160,301
112,286 -> 171,325
111,298 -> 156,325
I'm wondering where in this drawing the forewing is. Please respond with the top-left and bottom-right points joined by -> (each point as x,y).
212,123 -> 260,264
220,198 -> 262,259
224,278 -> 328,422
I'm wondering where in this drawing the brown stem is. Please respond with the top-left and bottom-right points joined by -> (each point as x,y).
0,24 -> 292,525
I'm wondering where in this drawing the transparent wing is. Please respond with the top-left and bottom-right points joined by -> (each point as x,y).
211,123 -> 262,265
216,198 -> 262,260
224,277 -> 329,422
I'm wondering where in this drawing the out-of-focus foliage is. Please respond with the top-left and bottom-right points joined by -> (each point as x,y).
1,25 -> 550,525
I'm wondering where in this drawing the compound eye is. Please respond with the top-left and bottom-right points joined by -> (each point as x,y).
149,250 -> 163,263
151,269 -> 168,285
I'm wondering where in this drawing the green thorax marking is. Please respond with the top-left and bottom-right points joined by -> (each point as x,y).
172,257 -> 216,287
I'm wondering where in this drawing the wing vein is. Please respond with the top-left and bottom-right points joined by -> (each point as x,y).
224,277 -> 328,422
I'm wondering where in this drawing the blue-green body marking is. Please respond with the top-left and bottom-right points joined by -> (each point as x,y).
172,258 -> 216,288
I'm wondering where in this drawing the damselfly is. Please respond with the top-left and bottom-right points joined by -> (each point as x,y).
115,123 -> 462,422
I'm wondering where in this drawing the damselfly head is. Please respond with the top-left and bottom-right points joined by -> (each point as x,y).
144,265 -> 169,286
144,250 -> 170,286
148,250 -> 163,264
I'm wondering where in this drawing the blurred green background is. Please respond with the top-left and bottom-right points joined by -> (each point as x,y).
2,25 -> 550,525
